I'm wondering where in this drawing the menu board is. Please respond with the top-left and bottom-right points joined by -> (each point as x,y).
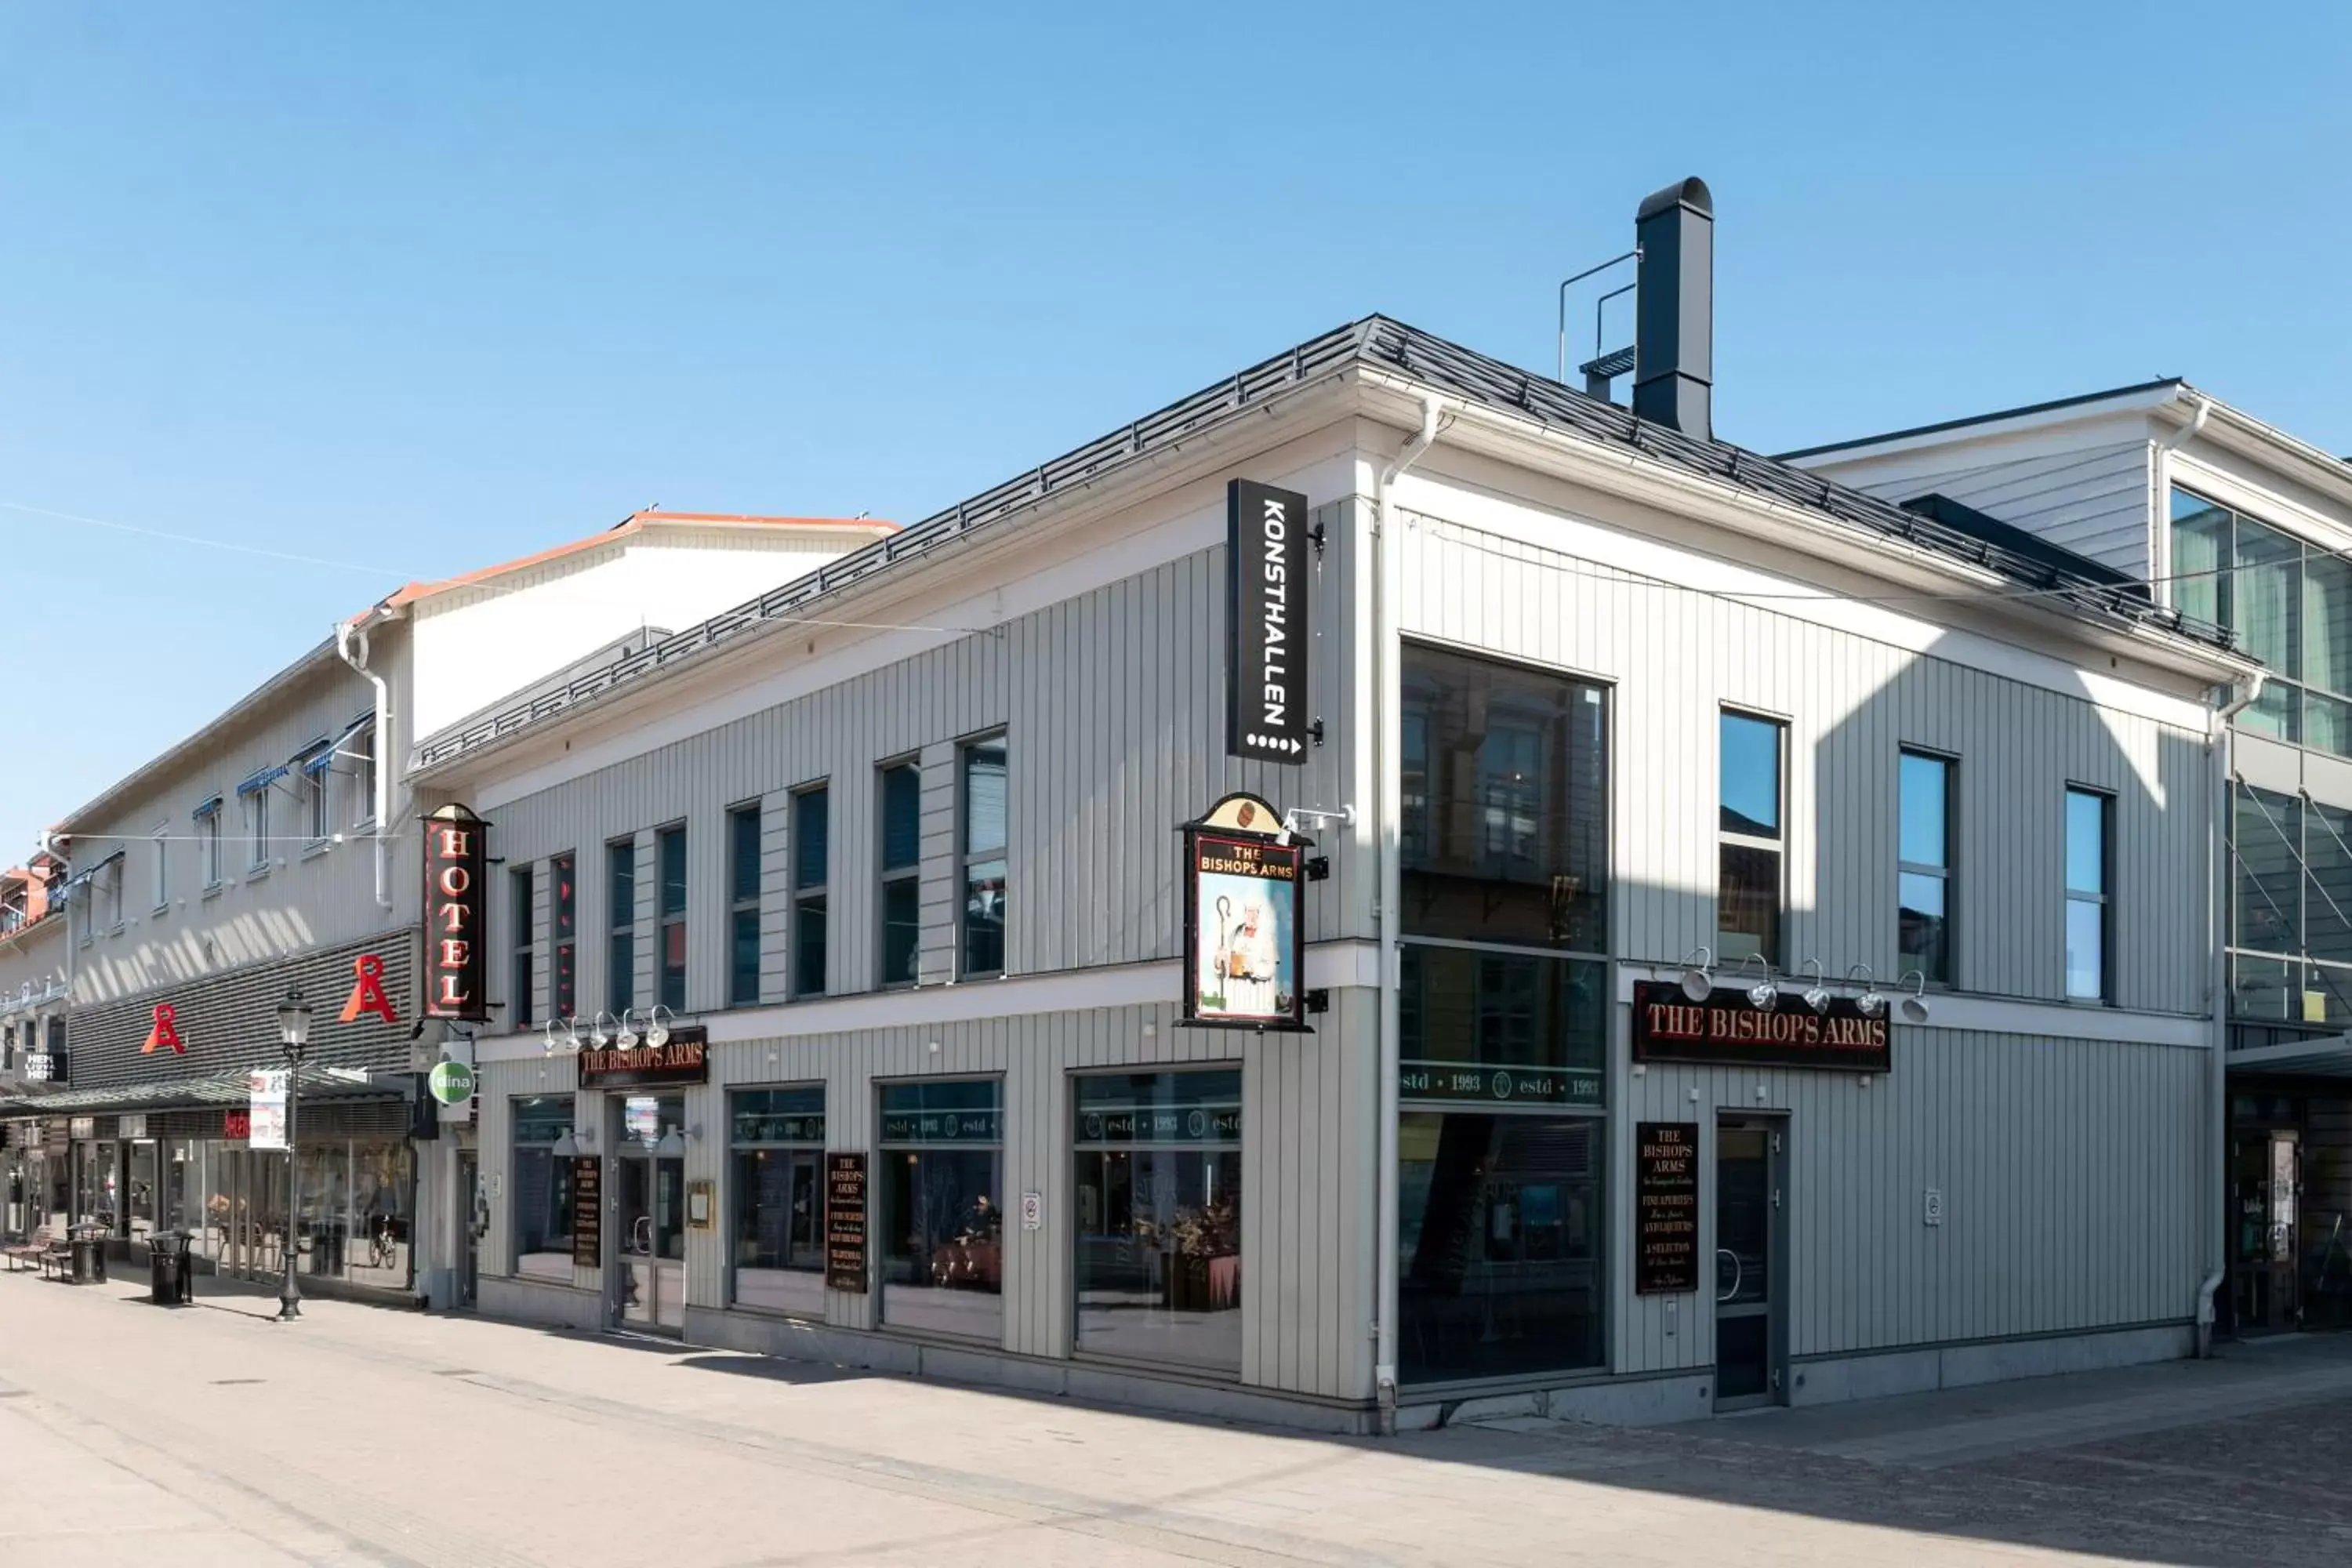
571,1156 -> 602,1270
825,1152 -> 868,1294
1635,1122 -> 1700,1295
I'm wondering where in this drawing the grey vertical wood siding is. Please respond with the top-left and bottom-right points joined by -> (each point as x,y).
1804,440 -> 2157,581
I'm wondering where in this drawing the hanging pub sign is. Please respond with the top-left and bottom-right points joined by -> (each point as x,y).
423,804 -> 490,1022
1179,792 -> 1309,1033
1632,981 -> 1893,1073
1635,1121 -> 1700,1294
1225,478 -> 1313,764
577,1024 -> 709,1090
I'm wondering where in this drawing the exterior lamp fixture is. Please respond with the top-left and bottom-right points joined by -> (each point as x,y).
645,1005 -> 674,1050
653,1126 -> 686,1157
551,1130 -> 579,1158
1678,946 -> 1715,1004
589,1011 -> 617,1048
1897,970 -> 1932,1023
615,1008 -> 644,1050
1799,958 -> 1831,1014
1737,955 -> 1778,1011
541,1019 -> 565,1056
1847,964 -> 1885,1018
274,985 -> 314,1324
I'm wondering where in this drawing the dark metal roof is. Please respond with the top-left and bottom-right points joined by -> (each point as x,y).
416,318 -> 2234,771
1775,377 -> 2183,460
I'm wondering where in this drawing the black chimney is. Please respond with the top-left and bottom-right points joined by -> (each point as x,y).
1632,176 -> 1713,441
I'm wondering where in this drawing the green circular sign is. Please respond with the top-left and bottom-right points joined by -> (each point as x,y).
429,1058 -> 477,1106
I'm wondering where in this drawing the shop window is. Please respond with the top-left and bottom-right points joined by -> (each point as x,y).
608,839 -> 637,1013
1400,644 -> 1608,952
2066,787 -> 2114,1003
1398,1111 -> 1602,1383
512,1096 -> 578,1282
879,760 -> 922,986
1719,711 -> 1785,965
792,784 -> 829,996
658,824 -> 687,1011
728,804 -> 762,1007
1399,946 -> 1605,1109
730,1086 -> 826,1316
510,865 -> 535,1029
551,852 -> 577,1018
960,737 -> 1007,978
879,1078 -> 1002,1340
1073,1069 -> 1242,1372
1898,750 -> 1955,985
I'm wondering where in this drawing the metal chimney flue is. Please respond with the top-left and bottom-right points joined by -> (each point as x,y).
1632,176 -> 1713,441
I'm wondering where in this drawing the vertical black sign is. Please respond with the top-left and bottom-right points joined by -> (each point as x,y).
423,803 -> 490,1021
826,1152 -> 869,1294
571,1156 -> 602,1270
1635,1122 -> 1700,1294
1226,478 -> 1312,764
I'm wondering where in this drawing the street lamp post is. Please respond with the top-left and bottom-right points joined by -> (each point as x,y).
275,987 -> 312,1323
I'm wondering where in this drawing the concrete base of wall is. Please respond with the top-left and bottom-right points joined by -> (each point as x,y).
1789,1321 -> 2194,1407
1392,1374 -> 1716,1432
480,1273 -> 604,1333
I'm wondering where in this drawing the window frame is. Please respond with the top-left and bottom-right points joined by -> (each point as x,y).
195,801 -> 223,891
299,753 -> 331,844
607,837 -> 637,1014
151,825 -> 169,913
2064,785 -> 2115,1004
958,733 -> 1008,981
791,782 -> 829,999
877,757 -> 923,989
1716,708 -> 1789,969
550,851 -> 577,1020
248,786 -> 271,871
728,802 -> 763,1008
1896,747 -> 1956,986
510,863 -> 535,1029
655,822 -> 688,1013
350,721 -> 378,828
2171,485 -> 2352,755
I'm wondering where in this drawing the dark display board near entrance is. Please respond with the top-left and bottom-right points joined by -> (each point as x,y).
1635,1121 -> 1700,1294
1225,478 -> 1314,764
1632,982 -> 1892,1073
577,1026 -> 709,1090
572,1156 -> 602,1269
825,1152 -> 868,1293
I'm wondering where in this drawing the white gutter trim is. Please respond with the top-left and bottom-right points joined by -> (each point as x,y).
1373,393 -> 1440,1433
2199,668 -> 2263,1356
336,606 -> 404,911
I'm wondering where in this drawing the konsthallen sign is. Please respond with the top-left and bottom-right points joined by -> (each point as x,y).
1225,479 -> 1313,764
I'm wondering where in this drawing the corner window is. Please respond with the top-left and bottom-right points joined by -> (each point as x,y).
960,737 -> 1007,978
731,1086 -> 826,1316
550,853 -> 576,1018
879,760 -> 921,987
1898,750 -> 1954,985
1718,711 -> 1786,966
878,1078 -> 1002,1340
2172,486 -> 2352,756
792,785 -> 829,997
657,825 -> 687,1012
608,839 -> 637,1013
2065,787 -> 2113,1002
510,865 -> 535,1029
511,1097 -> 577,1282
728,805 -> 762,1007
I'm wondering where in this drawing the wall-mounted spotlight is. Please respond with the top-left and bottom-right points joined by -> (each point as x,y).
1847,964 -> 1884,1018
1799,958 -> 1831,1014
1897,970 -> 1932,1023
1678,946 -> 1715,1003
1737,954 -> 1778,1011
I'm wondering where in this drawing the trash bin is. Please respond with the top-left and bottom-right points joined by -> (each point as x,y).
147,1230 -> 191,1306
68,1223 -> 106,1286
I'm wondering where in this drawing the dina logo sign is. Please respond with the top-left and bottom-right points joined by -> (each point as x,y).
422,803 -> 490,1022
1225,479 -> 1314,764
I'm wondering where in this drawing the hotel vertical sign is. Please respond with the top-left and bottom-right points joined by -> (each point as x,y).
423,803 -> 491,1022
1226,478 -> 1312,764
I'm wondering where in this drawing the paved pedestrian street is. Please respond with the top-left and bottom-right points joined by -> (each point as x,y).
2,1272 -> 2349,1566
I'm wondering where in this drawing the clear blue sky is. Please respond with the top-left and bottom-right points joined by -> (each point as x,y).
2,2 -> 2346,852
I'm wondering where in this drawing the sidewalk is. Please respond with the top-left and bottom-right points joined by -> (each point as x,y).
2,1269 -> 2346,1565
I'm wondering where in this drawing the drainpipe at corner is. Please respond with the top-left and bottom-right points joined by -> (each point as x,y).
1374,394 -> 1442,1432
2201,668 -> 2263,1356
335,612 -> 398,911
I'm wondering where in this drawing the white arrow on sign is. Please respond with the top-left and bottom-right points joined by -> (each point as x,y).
1247,734 -> 1304,757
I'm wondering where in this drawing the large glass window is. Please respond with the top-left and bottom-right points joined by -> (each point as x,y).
2066,788 -> 2113,1003
879,1078 -> 1002,1340
551,852 -> 576,1018
731,1086 -> 825,1316
607,839 -> 636,1013
879,760 -> 922,987
1073,1070 -> 1241,1372
1899,750 -> 1954,985
512,1096 -> 577,1282
793,785 -> 829,996
2173,486 -> 2352,756
729,806 -> 761,1007
288,1138 -> 412,1286
1401,644 -> 1607,950
1399,1112 -> 1602,1383
2230,783 -> 2352,1025
1719,711 -> 1786,964
657,825 -> 687,1012
510,865 -> 535,1029
961,737 -> 1007,978
1399,946 -> 1604,1109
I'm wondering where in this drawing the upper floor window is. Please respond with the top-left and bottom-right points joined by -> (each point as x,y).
2172,487 -> 2352,754
1719,711 -> 1786,966
246,784 -> 270,869
728,804 -> 762,1007
608,838 -> 637,1013
2065,787 -> 2113,1003
2230,783 -> 2352,1025
1400,644 -> 1608,953
151,826 -> 169,912
551,852 -> 577,1018
793,784 -> 829,998
1898,750 -> 1954,985
196,800 -> 222,888
299,750 -> 331,843
351,722 -> 378,826
510,865 -> 535,1029
961,737 -> 1007,978
658,826 -> 688,1011
879,760 -> 922,986
99,856 -> 123,932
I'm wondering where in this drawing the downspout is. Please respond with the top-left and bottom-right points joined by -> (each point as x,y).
2200,668 -> 2263,1356
1374,393 -> 1443,1432
336,615 -> 396,910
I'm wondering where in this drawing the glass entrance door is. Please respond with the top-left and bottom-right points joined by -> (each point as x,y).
611,1095 -> 686,1334
2232,1130 -> 2301,1334
1714,1120 -> 1787,1410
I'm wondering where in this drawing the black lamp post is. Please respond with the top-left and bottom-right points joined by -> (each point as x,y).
275,986 -> 312,1323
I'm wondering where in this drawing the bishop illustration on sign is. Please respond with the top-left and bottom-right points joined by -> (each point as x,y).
1225,479 -> 1314,764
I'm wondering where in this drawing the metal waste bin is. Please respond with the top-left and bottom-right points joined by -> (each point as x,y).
148,1230 -> 192,1305
68,1222 -> 106,1285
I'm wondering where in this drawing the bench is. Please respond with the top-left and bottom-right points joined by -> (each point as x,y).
38,1236 -> 75,1280
2,1226 -> 54,1274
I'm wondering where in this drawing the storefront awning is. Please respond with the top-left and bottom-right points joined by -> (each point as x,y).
0,1063 -> 401,1116
2228,1035 -> 2352,1078
236,764 -> 288,797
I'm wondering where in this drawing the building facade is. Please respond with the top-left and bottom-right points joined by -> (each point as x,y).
1788,383 -> 2352,1339
410,212 -> 2253,1429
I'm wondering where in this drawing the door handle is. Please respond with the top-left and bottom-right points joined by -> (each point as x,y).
1715,1247 -> 1742,1305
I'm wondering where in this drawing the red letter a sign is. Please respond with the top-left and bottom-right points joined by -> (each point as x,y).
143,1004 -> 184,1055
339,953 -> 399,1025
